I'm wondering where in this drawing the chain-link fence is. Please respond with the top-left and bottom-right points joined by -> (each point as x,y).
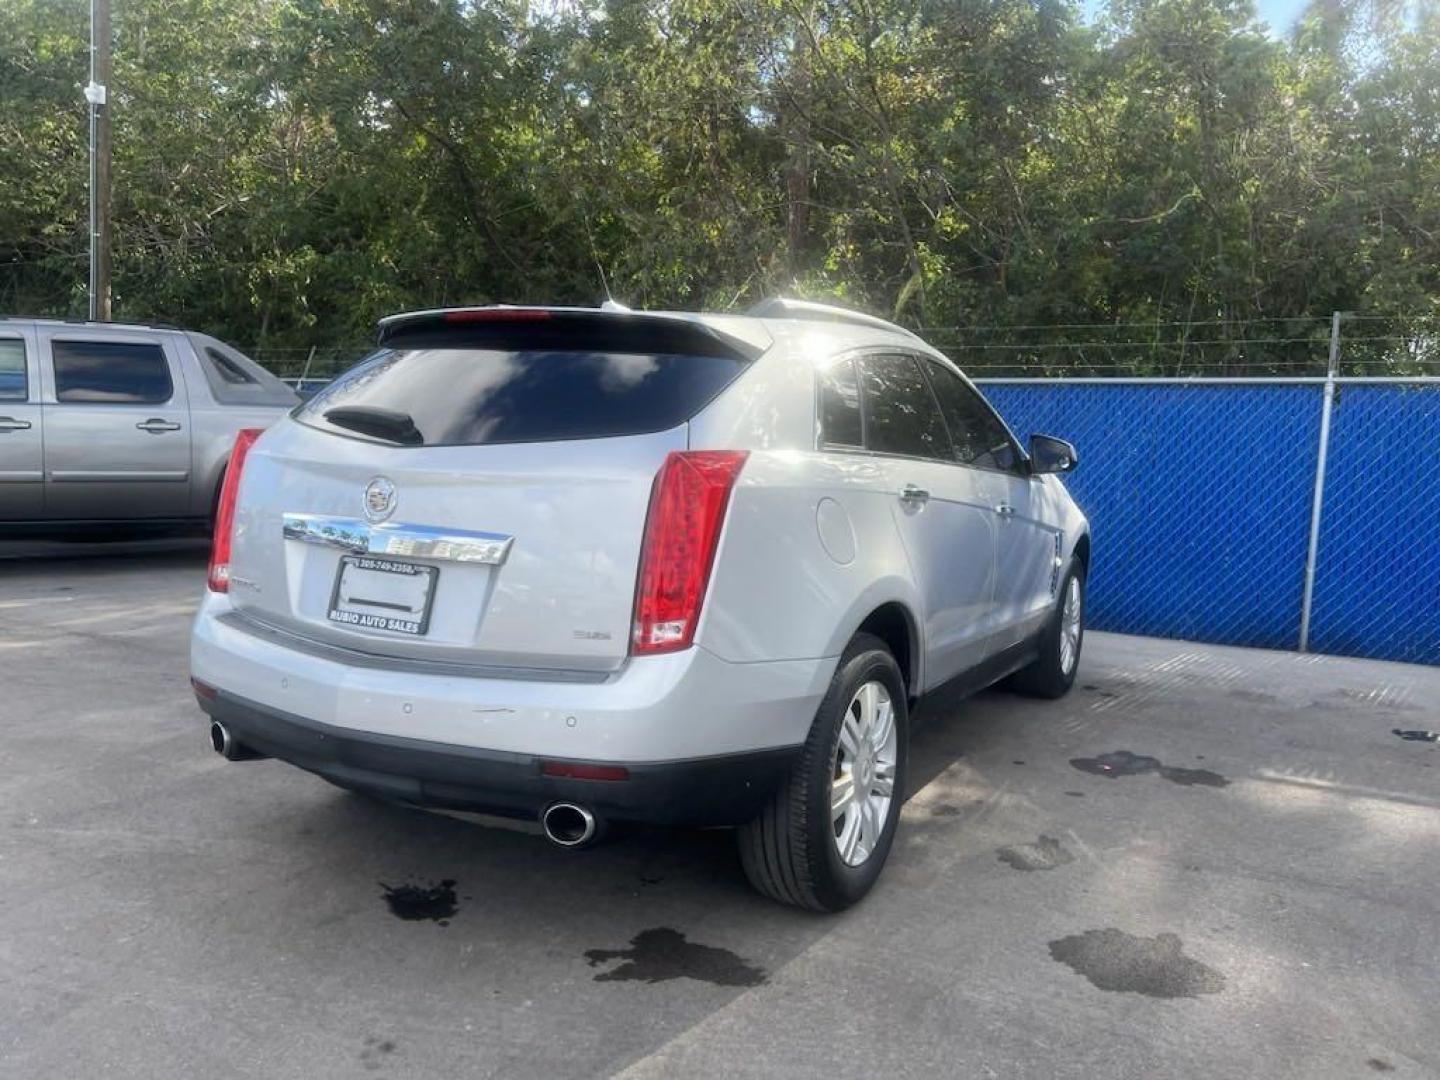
979,377 -> 1440,666
250,343 -> 370,395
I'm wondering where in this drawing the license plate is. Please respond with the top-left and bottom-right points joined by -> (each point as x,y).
328,555 -> 438,636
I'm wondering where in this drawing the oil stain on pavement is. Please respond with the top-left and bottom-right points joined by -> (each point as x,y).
997,835 -> 1075,871
584,927 -> 766,986
1070,750 -> 1229,788
360,1036 -> 397,1071
1048,929 -> 1226,998
1392,728 -> 1438,743
380,879 -> 459,925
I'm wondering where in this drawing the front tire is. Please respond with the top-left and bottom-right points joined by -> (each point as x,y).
1007,561 -> 1085,699
738,633 -> 909,912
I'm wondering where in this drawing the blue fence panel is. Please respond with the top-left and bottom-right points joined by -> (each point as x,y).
980,383 -> 1323,650
1307,384 -> 1440,665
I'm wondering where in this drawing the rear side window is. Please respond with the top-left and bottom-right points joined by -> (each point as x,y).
298,347 -> 748,446
0,339 -> 25,401
53,340 -> 173,404
859,353 -> 951,460
206,347 -> 257,385
818,356 -> 863,448
924,361 -> 1022,472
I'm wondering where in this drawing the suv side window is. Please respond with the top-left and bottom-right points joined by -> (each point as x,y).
53,340 -> 173,404
924,360 -> 1022,473
859,352 -> 951,461
205,346 -> 257,385
818,355 -> 863,448
0,338 -> 26,401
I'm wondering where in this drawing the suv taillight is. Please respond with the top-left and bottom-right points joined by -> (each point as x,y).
207,428 -> 264,593
631,450 -> 748,655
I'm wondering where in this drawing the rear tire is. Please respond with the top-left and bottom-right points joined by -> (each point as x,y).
738,633 -> 908,912
1007,561 -> 1085,699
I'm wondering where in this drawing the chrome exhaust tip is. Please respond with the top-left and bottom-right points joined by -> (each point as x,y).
209,721 -> 264,761
541,802 -> 598,848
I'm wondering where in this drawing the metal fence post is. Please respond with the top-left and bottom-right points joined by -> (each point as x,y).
1298,311 -> 1342,651
298,345 -> 317,387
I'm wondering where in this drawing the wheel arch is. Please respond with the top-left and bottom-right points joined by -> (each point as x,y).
849,600 -> 921,700
1072,530 -> 1091,573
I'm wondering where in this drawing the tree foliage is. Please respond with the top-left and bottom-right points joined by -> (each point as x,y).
1,0 -> 1436,370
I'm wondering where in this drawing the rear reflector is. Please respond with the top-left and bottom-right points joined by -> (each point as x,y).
631,450 -> 748,655
207,428 -> 264,593
541,761 -> 631,782
442,308 -> 553,323
190,677 -> 217,701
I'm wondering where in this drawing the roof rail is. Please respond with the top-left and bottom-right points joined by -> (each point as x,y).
745,297 -> 921,340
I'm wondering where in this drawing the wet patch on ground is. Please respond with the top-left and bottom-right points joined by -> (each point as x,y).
1070,750 -> 1229,788
584,927 -> 766,986
1392,728 -> 1438,743
360,1036 -> 396,1071
380,879 -> 458,924
997,835 -> 1075,872
1048,928 -> 1226,998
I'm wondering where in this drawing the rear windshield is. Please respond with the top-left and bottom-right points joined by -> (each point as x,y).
296,347 -> 747,446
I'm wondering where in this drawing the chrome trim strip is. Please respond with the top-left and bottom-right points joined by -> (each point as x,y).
216,609 -> 611,685
0,471 -> 43,482
49,470 -> 190,482
282,513 -> 514,566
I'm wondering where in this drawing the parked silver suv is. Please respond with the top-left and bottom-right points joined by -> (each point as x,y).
191,300 -> 1088,910
0,319 -> 296,529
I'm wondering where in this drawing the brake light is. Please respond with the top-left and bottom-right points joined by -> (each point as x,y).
442,308 -> 553,323
631,450 -> 748,655
207,428 -> 264,593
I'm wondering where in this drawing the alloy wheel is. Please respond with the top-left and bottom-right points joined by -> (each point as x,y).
830,680 -> 898,867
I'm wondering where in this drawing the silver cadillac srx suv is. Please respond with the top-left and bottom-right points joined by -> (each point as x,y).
190,299 -> 1089,910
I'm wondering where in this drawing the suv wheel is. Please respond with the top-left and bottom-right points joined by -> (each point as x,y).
1007,561 -> 1085,699
738,633 -> 908,912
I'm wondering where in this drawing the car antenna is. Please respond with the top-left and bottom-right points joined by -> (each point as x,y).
595,259 -> 631,313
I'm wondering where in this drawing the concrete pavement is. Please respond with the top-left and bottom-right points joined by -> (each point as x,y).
0,546 -> 1436,1078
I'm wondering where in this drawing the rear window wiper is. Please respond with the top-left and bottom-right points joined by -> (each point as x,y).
323,405 -> 424,446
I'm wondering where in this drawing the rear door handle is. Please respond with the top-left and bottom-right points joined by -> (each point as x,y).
900,485 -> 930,505
994,503 -> 1016,517
0,417 -> 32,432
136,419 -> 182,433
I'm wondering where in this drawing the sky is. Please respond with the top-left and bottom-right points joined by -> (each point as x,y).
1081,0 -> 1311,36
1253,0 -> 1312,33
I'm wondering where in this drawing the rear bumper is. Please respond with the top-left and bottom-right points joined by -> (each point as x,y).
199,689 -> 798,826
190,594 -> 829,825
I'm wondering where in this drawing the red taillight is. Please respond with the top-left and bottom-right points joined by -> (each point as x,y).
631,450 -> 748,655
442,308 -> 553,323
207,428 -> 264,593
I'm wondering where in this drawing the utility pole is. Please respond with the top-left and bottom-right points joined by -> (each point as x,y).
85,0 -> 112,321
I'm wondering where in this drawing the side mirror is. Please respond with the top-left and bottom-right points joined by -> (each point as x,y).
1029,433 -> 1077,474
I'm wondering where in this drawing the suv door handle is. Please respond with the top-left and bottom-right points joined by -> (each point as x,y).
994,503 -> 1016,517
0,417 -> 32,432
136,418 -> 182,433
900,485 -> 930,505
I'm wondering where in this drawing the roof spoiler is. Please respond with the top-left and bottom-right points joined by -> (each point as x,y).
376,306 -> 768,361
746,297 -> 921,341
